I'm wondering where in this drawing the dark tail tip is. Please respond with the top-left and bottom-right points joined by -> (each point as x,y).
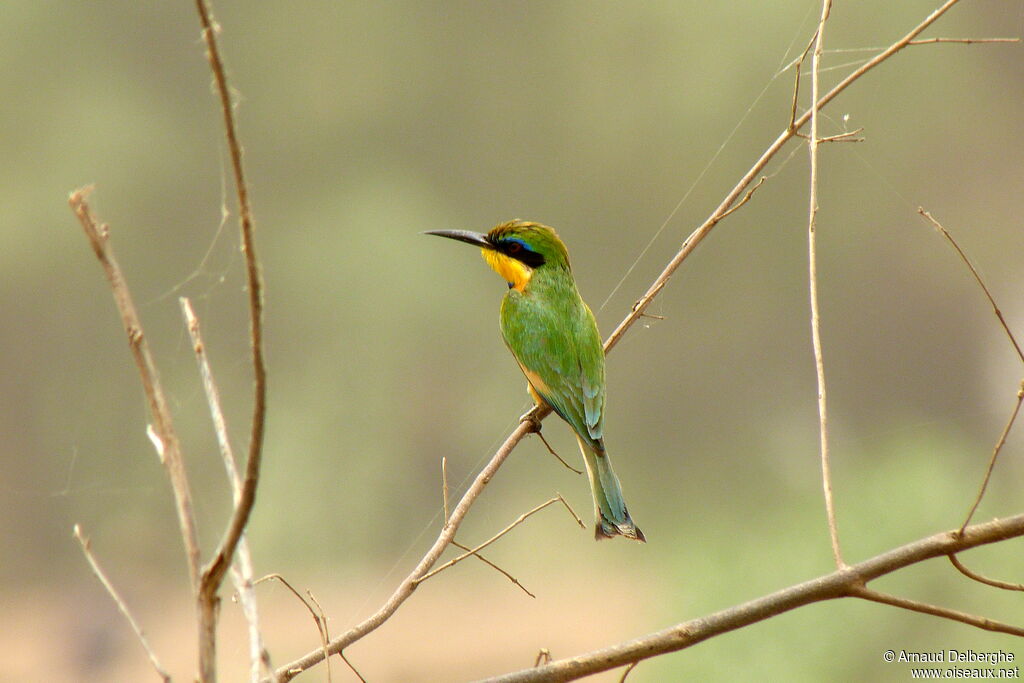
595,517 -> 646,543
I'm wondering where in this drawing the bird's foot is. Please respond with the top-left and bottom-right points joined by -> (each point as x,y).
519,410 -> 543,433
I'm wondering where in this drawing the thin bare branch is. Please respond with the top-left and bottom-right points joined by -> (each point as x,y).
603,0 -> 971,356
787,35 -> 816,131
275,2 -> 977,678
908,37 -> 1020,45
718,175 -> 767,222
74,525 -> 171,683
794,128 -> 865,143
850,586 -> 1024,637
818,129 -> 864,143
807,0 -> 844,570
533,430 -> 584,475
256,574 -> 363,683
917,208 -> 1024,530
69,188 -> 201,588
918,208 -> 1024,364
442,456 -> 451,525
479,513 -> 1024,683
194,0 -> 267,587
181,297 -> 272,682
453,541 -> 537,598
948,553 -> 1024,592
274,417 -> 539,681
959,380 -> 1024,532
618,662 -> 639,683
555,493 -> 587,529
415,496 -> 578,585
192,1 -> 268,680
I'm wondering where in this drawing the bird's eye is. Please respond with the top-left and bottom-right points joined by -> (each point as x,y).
506,241 -> 522,254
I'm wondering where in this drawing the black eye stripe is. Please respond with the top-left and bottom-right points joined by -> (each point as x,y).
498,239 -> 545,268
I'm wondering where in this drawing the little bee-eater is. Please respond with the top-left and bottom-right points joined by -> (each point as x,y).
426,220 -> 645,542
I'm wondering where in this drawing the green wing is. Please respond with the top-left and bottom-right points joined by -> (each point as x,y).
501,287 -> 606,448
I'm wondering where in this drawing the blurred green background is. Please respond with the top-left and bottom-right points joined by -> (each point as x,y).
3,1 -> 1022,681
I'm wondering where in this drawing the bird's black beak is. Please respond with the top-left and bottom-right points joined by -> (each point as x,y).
423,229 -> 494,250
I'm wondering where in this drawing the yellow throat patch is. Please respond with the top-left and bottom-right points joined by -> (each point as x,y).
481,248 -> 532,292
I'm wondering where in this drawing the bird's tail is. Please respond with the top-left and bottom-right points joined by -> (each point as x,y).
576,436 -> 645,542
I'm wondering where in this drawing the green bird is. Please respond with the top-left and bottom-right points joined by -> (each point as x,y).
426,220 -> 644,542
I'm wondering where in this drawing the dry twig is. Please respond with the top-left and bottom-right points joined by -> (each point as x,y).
452,540 -> 537,599
182,297 -> 272,681
191,2 -> 268,680
257,574 -> 369,683
807,0 -> 845,570
947,553 -> 1024,592
850,586 -> 1024,636
275,417 -> 539,681
69,189 -> 201,587
918,208 -> 1024,364
960,381 -> 1024,533
908,37 -> 1020,45
442,456 -> 450,525
532,429 -> 584,475
415,495 -> 583,585
478,513 -> 1024,682
74,525 -> 171,683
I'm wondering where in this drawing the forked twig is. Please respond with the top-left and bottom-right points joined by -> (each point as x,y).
69,189 -> 201,588
718,176 -> 767,222
787,33 -> 816,132
441,453 -> 539,596
192,1 -> 268,680
273,416 -> 540,681
414,494 -> 583,585
74,525 -> 171,683
603,0 -> 975,356
257,574 -> 370,683
181,297 -> 272,681
194,0 -> 267,592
